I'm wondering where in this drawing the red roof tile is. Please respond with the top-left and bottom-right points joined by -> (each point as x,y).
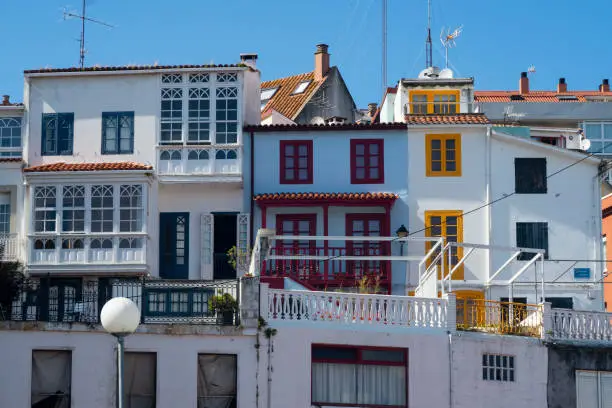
254,192 -> 399,201
404,114 -> 490,125
24,64 -> 250,74
0,158 -> 22,163
260,71 -> 328,121
474,90 -> 612,103
244,122 -> 406,132
24,162 -> 153,173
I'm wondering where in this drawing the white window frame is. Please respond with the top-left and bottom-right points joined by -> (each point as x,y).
292,80 -> 311,95
583,122 -> 612,154
0,117 -> 22,157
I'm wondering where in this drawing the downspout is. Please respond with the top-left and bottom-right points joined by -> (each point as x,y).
250,131 -> 255,245
448,332 -> 454,408
485,125 -> 492,297
596,163 -> 607,309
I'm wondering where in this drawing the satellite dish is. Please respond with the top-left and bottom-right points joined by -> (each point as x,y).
439,68 -> 454,79
581,139 -> 591,151
310,116 -> 325,125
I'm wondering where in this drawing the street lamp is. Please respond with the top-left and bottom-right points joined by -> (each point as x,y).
101,297 -> 141,408
395,224 -> 408,256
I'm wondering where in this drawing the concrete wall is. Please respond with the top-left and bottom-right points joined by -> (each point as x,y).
0,326 -> 257,408
547,344 -> 612,408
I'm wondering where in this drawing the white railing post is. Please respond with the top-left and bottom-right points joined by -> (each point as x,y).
541,302 -> 552,340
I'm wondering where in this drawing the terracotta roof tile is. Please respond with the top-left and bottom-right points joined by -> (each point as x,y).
474,90 -> 612,103
404,113 -> 490,125
24,162 -> 153,173
0,158 -> 22,163
245,122 -> 407,132
254,192 -> 399,201
24,64 -> 250,74
260,70 -> 327,121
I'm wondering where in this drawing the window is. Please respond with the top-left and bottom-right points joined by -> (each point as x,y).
216,87 -> 238,144
584,122 -> 612,154
125,352 -> 156,408
119,185 -> 144,232
280,140 -> 313,184
292,80 -> 311,95
276,214 -> 316,250
409,90 -> 460,114
160,88 -> 183,144
34,187 -> 57,233
545,297 -> 573,309
62,186 -> 85,232
0,117 -> 21,157
0,203 -> 9,233
261,87 -> 278,101
197,354 -> 237,408
425,210 -> 464,279
188,88 -> 210,144
425,134 -> 461,176
482,354 -> 515,382
102,112 -> 134,154
515,158 -> 547,194
31,350 -> 72,407
42,113 -> 74,156
91,185 -> 114,233
311,345 -> 407,407
576,370 -> 612,408
516,222 -> 548,260
351,139 -> 384,184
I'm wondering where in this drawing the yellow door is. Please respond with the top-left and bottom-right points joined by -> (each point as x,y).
424,211 -> 464,280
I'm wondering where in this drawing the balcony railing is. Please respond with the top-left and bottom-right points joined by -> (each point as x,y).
157,145 -> 241,177
456,299 -> 542,337
403,101 -> 477,115
266,289 -> 448,330
265,245 -> 390,288
6,278 -> 240,326
29,235 -> 146,265
0,233 -> 19,261
551,308 -> 612,341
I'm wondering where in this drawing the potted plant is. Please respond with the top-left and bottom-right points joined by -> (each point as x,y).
209,293 -> 238,325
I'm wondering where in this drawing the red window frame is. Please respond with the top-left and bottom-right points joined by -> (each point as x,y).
276,214 -> 317,250
279,140 -> 313,184
311,344 -> 408,408
350,139 -> 384,184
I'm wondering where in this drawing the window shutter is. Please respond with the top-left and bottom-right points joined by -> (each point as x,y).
236,213 -> 250,276
200,214 -> 213,280
576,371 -> 598,408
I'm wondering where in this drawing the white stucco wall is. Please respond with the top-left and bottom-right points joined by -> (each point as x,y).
0,328 -> 257,408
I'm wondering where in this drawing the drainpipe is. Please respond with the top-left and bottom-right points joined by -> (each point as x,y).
595,164 -> 606,309
485,125 -> 492,297
448,332 -> 454,408
250,131 -> 255,245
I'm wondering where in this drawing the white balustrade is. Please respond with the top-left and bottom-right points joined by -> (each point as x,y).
551,308 -> 612,341
267,289 -> 448,330
158,145 -> 241,176
0,233 -> 19,261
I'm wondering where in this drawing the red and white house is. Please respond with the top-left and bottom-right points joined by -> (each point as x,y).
246,123 -> 408,293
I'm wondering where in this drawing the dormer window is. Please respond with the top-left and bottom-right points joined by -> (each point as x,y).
409,90 -> 460,114
261,87 -> 279,111
292,80 -> 311,95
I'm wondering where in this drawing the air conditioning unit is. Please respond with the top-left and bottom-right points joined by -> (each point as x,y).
564,130 -> 589,150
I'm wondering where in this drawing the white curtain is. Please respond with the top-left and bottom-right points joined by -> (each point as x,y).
312,362 -> 406,406
197,354 -> 237,408
31,350 -> 71,408
124,352 -> 156,408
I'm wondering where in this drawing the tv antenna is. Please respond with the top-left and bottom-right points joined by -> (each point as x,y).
527,65 -> 536,74
63,0 -> 114,68
440,25 -> 463,69
425,0 -> 433,68
382,0 -> 388,95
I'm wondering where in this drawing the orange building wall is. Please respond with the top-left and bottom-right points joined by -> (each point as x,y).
602,195 -> 612,311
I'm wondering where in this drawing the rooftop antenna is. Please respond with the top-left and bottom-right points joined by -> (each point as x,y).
440,25 -> 463,69
382,0 -> 388,95
63,0 -> 114,68
527,65 -> 536,74
425,0 -> 433,68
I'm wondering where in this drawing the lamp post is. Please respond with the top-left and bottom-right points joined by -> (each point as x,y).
395,224 -> 408,256
101,297 -> 141,408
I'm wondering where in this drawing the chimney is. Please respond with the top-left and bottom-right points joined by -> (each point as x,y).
367,103 -> 378,117
240,53 -> 258,68
519,72 -> 529,95
600,79 -> 610,93
557,78 -> 567,93
314,44 -> 330,81
1,95 -> 9,105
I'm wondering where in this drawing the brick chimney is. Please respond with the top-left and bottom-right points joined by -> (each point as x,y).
314,44 -> 330,81
519,72 -> 529,95
240,53 -> 258,68
368,103 -> 378,117
1,95 -> 9,105
600,79 -> 610,93
557,78 -> 567,93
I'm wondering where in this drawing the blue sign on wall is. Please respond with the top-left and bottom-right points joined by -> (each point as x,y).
574,268 -> 591,279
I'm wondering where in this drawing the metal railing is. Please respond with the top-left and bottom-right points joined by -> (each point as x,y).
5,277 -> 240,326
456,299 -> 542,337
403,101 -> 477,115
0,233 -> 19,261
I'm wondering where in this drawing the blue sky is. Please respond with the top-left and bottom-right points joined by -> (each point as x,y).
1,0 -> 609,107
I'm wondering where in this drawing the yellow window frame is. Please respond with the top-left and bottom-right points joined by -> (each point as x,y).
409,90 -> 460,114
424,210 -> 464,280
425,133 -> 462,177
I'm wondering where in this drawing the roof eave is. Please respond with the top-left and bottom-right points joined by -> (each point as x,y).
24,66 -> 250,78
